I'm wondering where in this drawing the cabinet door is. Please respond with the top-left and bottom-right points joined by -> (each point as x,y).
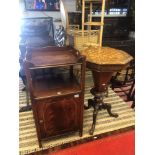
35,95 -> 81,139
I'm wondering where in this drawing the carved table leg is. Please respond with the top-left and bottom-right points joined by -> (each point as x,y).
105,85 -> 109,97
86,94 -> 118,135
84,99 -> 95,109
89,103 -> 99,135
85,87 -> 118,135
102,103 -> 118,118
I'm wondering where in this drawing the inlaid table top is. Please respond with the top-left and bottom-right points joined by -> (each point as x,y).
80,46 -> 133,72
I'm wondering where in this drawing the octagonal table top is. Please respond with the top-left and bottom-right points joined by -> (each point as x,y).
80,45 -> 133,72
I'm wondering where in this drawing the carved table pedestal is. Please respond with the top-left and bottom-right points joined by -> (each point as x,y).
81,46 -> 133,135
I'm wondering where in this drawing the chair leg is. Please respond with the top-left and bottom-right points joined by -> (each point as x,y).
127,80 -> 135,101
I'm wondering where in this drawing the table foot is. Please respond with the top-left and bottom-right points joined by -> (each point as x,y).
102,103 -> 118,118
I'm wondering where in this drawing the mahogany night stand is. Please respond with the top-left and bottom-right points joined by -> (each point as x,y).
24,46 -> 86,147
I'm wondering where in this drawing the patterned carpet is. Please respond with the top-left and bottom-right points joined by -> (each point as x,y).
19,71 -> 135,155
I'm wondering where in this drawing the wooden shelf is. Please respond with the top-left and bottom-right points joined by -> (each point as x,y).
84,22 -> 104,26
26,46 -> 82,68
33,74 -> 81,99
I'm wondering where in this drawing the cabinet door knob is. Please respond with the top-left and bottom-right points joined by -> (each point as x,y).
39,120 -> 44,124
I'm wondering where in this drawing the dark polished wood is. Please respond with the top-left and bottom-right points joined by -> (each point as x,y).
33,96 -> 80,139
92,71 -> 113,92
85,72 -> 119,135
81,46 -> 133,135
25,46 -> 82,67
24,46 -> 86,147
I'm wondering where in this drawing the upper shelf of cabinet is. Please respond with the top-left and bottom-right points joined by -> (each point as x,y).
25,46 -> 84,69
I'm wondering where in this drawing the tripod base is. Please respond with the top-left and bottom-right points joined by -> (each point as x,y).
85,89 -> 118,135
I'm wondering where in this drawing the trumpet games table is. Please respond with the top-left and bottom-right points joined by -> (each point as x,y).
80,45 -> 133,135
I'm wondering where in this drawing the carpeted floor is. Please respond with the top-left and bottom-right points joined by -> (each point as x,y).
51,130 -> 135,155
19,71 -> 135,155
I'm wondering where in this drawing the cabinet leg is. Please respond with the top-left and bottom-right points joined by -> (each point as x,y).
38,140 -> 42,148
79,130 -> 83,137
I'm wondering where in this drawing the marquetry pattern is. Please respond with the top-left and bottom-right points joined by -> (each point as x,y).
80,46 -> 133,65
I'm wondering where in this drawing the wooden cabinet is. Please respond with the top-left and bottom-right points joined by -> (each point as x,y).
24,46 -> 86,147
33,96 -> 81,139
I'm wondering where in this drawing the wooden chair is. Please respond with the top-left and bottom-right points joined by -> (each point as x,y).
110,60 -> 135,103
